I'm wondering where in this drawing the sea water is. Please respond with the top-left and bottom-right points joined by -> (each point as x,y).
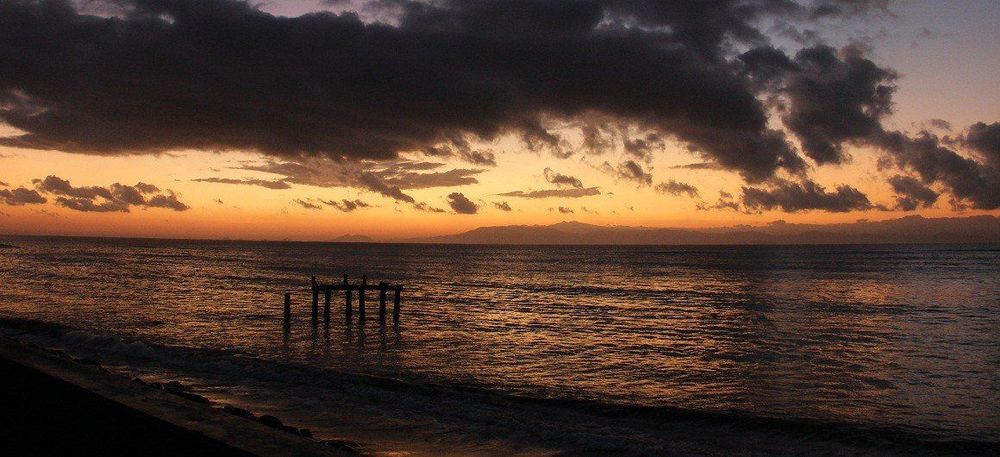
0,237 -> 997,455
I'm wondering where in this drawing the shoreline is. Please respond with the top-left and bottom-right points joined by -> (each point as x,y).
0,336 -> 355,456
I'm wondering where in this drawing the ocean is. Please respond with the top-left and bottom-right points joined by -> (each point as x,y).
0,237 -> 997,455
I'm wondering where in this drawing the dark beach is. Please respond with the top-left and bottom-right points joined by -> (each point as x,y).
0,337 -> 351,457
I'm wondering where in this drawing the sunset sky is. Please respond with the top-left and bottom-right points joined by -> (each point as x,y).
1,0 -> 997,240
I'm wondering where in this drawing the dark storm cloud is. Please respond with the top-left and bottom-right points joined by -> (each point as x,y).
774,45 -> 896,164
193,177 -> 292,189
741,179 -> 876,212
887,175 -> 938,211
498,187 -> 601,199
493,201 -> 512,212
543,168 -> 583,188
447,192 -> 478,214
29,175 -> 189,212
321,198 -> 372,212
0,0 -> 883,183
0,186 -> 47,206
735,39 -> 998,212
655,180 -> 699,198
964,122 -> 1000,165
878,130 -> 999,210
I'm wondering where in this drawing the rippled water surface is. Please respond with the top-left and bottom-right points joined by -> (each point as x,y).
0,237 -> 997,454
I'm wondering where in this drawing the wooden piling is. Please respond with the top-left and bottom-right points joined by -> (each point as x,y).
393,285 -> 401,324
283,292 -> 291,325
378,282 -> 387,322
358,275 -> 367,322
310,276 -> 319,324
323,288 -> 331,324
343,274 -> 352,323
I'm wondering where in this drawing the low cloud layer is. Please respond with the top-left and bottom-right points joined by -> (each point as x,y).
0,186 -> 47,206
741,179 -> 877,213
544,168 -> 583,188
607,160 -> 653,186
447,192 -> 478,214
498,187 -> 601,199
230,158 -> 482,205
193,177 -> 291,190
322,199 -> 372,212
293,198 -> 322,210
655,180 -> 700,198
25,176 -> 189,212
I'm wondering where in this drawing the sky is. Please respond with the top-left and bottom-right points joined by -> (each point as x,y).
0,0 -> 997,240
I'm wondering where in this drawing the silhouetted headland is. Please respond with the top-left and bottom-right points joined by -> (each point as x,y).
332,234 -> 375,243
405,215 -> 1000,245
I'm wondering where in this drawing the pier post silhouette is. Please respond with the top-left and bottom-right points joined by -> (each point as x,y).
310,276 -> 319,324
294,275 -> 403,327
283,292 -> 291,326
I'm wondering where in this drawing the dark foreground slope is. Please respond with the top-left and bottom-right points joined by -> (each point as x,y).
0,357 -> 252,457
0,337 -> 348,457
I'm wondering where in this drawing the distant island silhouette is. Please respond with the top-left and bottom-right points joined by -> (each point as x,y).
402,215 -> 1000,245
333,234 -> 375,243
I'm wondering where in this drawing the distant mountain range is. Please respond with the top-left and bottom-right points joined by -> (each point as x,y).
402,215 -> 1000,245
